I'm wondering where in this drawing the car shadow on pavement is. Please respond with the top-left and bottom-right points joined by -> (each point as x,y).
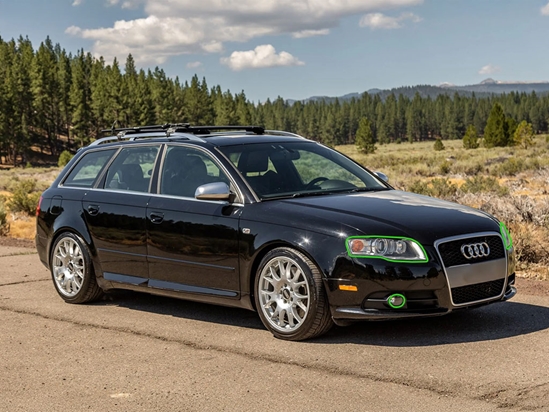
95,292 -> 549,345
315,301 -> 549,346
98,290 -> 265,330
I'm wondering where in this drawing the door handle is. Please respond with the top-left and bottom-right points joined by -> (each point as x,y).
149,212 -> 164,224
87,205 -> 100,216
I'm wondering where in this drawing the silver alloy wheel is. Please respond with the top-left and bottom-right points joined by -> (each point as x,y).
52,237 -> 85,298
258,256 -> 311,333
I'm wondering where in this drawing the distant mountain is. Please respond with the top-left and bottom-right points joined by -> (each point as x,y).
288,79 -> 549,104
450,78 -> 549,94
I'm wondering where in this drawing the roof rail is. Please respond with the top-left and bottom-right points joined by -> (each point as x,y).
265,130 -> 306,139
175,125 -> 265,135
88,124 -> 267,146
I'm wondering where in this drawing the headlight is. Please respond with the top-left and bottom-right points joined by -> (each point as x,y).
346,236 -> 428,263
500,222 -> 513,250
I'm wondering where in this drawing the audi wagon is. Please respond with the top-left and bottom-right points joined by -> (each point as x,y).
36,124 -> 516,341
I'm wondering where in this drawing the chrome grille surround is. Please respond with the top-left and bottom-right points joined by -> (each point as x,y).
434,232 -> 508,307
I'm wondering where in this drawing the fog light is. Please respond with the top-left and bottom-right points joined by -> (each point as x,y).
387,293 -> 406,309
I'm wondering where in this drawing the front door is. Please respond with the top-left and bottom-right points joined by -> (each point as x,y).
146,145 -> 241,298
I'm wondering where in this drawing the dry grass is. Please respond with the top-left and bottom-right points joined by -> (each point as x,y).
338,136 -> 549,280
2,139 -> 549,279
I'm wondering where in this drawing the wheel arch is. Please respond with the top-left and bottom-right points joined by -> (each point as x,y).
48,224 -> 95,268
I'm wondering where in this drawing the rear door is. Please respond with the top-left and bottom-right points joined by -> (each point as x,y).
82,145 -> 160,284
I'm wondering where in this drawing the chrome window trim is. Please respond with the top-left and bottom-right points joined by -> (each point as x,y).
434,231 -> 508,307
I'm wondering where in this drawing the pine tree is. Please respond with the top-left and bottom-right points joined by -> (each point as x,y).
355,118 -> 375,154
31,37 -> 60,155
70,49 -> 93,147
483,103 -> 509,148
462,125 -> 479,149
513,120 -> 535,148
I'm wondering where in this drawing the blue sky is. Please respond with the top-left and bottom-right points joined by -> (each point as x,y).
1,0 -> 548,102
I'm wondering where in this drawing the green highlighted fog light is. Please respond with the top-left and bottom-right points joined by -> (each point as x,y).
387,293 -> 406,309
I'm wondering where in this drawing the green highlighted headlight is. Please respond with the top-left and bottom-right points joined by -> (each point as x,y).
346,236 -> 428,263
500,222 -> 513,250
387,293 -> 406,309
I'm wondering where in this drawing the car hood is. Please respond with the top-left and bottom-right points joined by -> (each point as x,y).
274,190 -> 500,244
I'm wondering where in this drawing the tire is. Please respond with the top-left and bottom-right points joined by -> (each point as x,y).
50,232 -> 103,304
254,247 -> 333,341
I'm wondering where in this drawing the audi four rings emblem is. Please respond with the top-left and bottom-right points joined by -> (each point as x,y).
461,242 -> 490,259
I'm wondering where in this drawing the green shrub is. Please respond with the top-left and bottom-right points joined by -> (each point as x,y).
58,150 -> 74,168
407,178 -> 457,199
496,158 -> 526,176
0,198 -> 9,236
430,178 -> 458,198
433,138 -> 445,151
460,175 -> 509,196
439,160 -> 451,174
6,179 -> 42,215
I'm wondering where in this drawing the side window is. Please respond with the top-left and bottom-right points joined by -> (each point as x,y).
160,146 -> 229,198
104,146 -> 159,193
63,149 -> 116,188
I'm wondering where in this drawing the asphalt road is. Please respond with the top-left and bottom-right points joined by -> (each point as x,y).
1,245 -> 549,412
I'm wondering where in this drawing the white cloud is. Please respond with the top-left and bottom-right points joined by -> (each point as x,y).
478,64 -> 501,75
72,0 -> 83,6
186,61 -> 202,69
359,12 -> 421,29
67,0 -> 423,64
292,29 -> 330,39
542,2 -> 549,15
220,44 -> 304,71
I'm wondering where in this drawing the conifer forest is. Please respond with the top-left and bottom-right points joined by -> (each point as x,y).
1,36 -> 549,165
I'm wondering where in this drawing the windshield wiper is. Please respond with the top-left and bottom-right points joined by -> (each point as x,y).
347,187 -> 390,193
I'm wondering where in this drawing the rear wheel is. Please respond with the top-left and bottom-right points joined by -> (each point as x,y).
254,247 -> 333,341
50,233 -> 103,303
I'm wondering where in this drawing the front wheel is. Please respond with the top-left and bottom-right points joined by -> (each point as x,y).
254,247 -> 333,341
50,233 -> 103,303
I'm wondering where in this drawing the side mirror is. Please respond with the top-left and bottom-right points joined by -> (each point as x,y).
374,171 -> 389,183
195,182 -> 231,201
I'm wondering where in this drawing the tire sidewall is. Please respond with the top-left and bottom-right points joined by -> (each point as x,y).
254,247 -> 322,340
50,232 -> 94,303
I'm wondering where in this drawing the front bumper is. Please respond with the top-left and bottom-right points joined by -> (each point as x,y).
331,278 -> 516,323
326,240 -> 516,323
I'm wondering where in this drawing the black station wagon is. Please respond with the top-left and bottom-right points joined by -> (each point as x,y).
36,124 -> 517,341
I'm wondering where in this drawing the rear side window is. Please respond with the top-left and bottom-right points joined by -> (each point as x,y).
63,149 -> 117,188
104,146 -> 160,193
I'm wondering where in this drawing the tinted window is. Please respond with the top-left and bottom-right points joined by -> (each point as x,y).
104,146 -> 159,193
63,149 -> 116,188
160,146 -> 230,198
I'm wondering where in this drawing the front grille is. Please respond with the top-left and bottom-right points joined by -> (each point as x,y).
451,278 -> 505,305
438,235 -> 505,267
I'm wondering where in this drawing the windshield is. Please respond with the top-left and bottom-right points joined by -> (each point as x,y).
219,141 -> 389,199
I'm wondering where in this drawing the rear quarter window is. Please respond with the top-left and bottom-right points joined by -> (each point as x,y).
63,149 -> 117,188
